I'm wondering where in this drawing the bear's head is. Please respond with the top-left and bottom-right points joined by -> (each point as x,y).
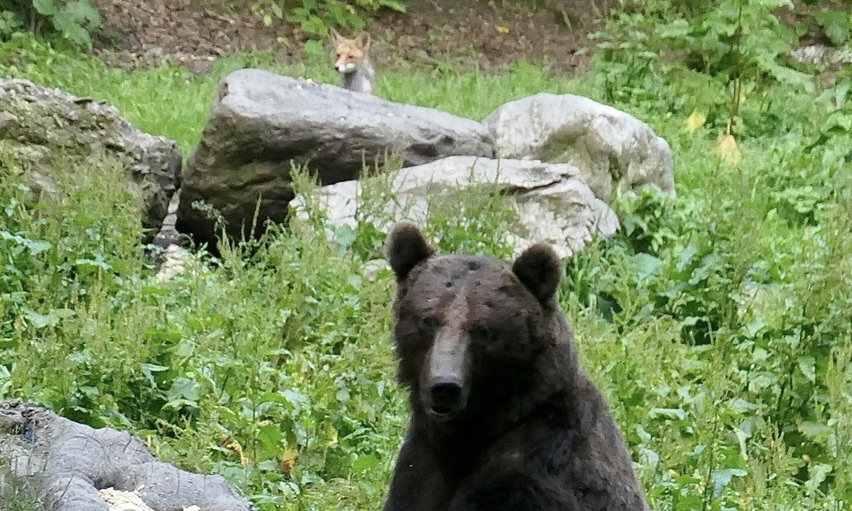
385,223 -> 566,425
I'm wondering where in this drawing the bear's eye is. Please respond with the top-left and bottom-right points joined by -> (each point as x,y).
418,316 -> 439,332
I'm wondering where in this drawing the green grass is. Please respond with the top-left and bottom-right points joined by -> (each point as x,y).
1,29 -> 851,511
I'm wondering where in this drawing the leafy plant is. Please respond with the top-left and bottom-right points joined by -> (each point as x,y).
0,462 -> 40,511
5,0 -> 100,48
813,9 -> 850,47
593,0 -> 820,167
0,10 -> 23,40
252,0 -> 406,37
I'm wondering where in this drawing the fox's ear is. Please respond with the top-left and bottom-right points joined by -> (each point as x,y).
330,28 -> 344,43
357,32 -> 371,51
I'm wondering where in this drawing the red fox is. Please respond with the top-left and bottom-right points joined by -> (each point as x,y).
330,29 -> 375,95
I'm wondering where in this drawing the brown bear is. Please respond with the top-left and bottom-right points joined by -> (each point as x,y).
382,222 -> 649,511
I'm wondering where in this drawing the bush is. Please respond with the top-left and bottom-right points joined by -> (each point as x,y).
252,0 -> 407,39
3,0 -> 100,48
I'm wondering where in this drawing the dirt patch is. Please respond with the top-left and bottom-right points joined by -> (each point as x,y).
91,0 -> 610,75
89,1 -> 845,77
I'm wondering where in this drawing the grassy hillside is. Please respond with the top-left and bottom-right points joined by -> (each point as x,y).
1,17 -> 850,510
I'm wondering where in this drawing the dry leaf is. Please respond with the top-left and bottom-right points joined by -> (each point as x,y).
226,439 -> 250,466
325,421 -> 339,447
685,110 -> 706,134
496,25 -> 510,34
281,447 -> 299,475
716,133 -> 742,166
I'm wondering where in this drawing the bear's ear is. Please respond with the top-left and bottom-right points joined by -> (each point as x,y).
512,243 -> 563,303
385,223 -> 434,281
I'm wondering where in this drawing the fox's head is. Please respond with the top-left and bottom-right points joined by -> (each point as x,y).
331,29 -> 371,74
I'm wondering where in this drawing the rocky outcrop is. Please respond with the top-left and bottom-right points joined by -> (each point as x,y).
176,69 -> 494,247
0,400 -> 255,511
0,79 -> 182,241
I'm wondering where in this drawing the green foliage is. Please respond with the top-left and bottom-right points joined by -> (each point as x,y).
592,0 -> 814,139
0,9 -> 23,41
252,0 -> 406,38
0,31 -> 850,511
4,0 -> 100,48
0,464 -> 39,511
814,9 -> 851,47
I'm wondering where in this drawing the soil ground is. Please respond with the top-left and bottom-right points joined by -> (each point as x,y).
91,0 -> 610,76
90,0 -> 849,76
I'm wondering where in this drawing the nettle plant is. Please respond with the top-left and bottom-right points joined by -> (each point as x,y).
6,0 -> 100,48
593,0 -> 812,146
251,0 -> 406,40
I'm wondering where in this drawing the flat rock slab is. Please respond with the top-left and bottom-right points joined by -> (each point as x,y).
291,155 -> 619,259
0,79 -> 181,241
176,69 -> 494,248
0,400 -> 255,511
483,93 -> 675,201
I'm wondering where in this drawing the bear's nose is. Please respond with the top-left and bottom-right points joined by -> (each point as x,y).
429,377 -> 463,414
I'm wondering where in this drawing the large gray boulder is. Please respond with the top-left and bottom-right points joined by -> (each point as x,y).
0,399 -> 255,511
290,155 -> 619,259
0,79 -> 181,242
483,93 -> 675,201
177,69 -> 494,248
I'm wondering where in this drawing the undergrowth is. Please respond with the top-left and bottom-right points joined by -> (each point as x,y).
0,20 -> 850,511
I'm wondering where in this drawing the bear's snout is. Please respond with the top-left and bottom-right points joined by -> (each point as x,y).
423,332 -> 471,421
428,376 -> 465,416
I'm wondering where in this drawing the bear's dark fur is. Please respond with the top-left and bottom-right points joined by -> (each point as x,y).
382,223 -> 649,511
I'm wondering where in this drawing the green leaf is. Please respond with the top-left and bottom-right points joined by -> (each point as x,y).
51,15 -> 92,48
656,19 -> 692,38
64,1 -> 101,26
32,0 -> 58,16
798,356 -> 816,383
167,377 -> 201,403
257,425 -> 284,458
711,468 -> 748,497
805,464 -> 833,495
815,10 -> 849,46
334,224 -> 357,250
675,495 -> 704,511
379,0 -> 406,12
752,0 -> 792,8
0,231 -> 52,254
649,408 -> 688,421
743,318 -> 766,338
728,398 -> 759,414
799,421 -> 832,442
352,454 -> 380,475
23,308 -> 75,328
629,253 -> 663,280
304,38 -> 325,57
